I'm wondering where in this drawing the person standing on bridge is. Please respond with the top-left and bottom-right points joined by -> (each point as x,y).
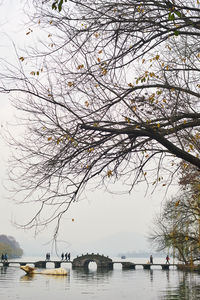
150,255 -> 153,264
65,252 -> 68,260
166,255 -> 170,264
61,253 -> 64,260
46,253 -> 50,261
68,253 -> 71,261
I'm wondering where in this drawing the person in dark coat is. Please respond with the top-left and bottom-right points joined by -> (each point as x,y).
46,253 -> 50,261
65,252 -> 68,260
68,253 -> 71,261
150,255 -> 153,264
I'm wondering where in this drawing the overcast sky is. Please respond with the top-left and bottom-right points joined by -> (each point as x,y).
0,1 -> 178,257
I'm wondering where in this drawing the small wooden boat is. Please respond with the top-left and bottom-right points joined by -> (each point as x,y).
20,265 -> 67,275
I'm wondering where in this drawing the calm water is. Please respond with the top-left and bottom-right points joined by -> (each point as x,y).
1,257 -> 200,300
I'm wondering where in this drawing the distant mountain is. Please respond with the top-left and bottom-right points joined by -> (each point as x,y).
118,250 -> 164,258
18,232 -> 154,258
0,234 -> 23,258
72,232 -> 152,256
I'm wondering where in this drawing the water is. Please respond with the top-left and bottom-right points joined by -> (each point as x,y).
1,257 -> 200,300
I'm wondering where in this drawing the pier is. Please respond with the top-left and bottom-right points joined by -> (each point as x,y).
0,253 -> 178,270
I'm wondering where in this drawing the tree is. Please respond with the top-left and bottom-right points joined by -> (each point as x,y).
0,0 -> 200,235
51,0 -> 67,11
150,165 -> 200,264
149,193 -> 200,264
0,235 -> 23,258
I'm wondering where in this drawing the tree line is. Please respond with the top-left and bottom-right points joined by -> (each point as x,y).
0,235 -> 23,258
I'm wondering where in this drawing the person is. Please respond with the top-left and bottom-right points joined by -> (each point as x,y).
68,253 -> 71,261
46,253 -> 50,261
4,253 -> 8,261
1,254 -> 4,261
166,255 -> 170,264
61,253 -> 64,260
150,255 -> 153,264
65,252 -> 68,260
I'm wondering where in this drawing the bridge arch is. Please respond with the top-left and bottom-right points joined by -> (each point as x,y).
72,253 -> 113,270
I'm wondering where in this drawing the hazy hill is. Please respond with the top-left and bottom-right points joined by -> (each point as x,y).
18,232 -> 155,258
0,234 -> 23,258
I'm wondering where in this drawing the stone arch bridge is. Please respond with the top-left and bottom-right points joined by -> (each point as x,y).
72,253 -> 113,270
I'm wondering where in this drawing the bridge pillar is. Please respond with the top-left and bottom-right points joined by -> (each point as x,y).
34,261 -> 47,268
122,262 -> 135,270
143,264 -> 151,270
161,264 -> 170,270
97,262 -> 113,270
54,262 -> 61,268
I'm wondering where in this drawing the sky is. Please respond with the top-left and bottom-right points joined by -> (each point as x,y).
0,1 -> 177,258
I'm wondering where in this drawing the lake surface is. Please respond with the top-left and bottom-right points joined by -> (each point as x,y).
1,257 -> 200,299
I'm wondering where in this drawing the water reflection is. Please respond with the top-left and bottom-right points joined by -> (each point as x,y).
2,262 -> 200,300
0,266 -> 7,274
165,270 -> 169,282
72,267 -> 113,283
161,271 -> 200,300
149,269 -> 153,282
20,272 -> 70,282
20,274 -> 35,281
